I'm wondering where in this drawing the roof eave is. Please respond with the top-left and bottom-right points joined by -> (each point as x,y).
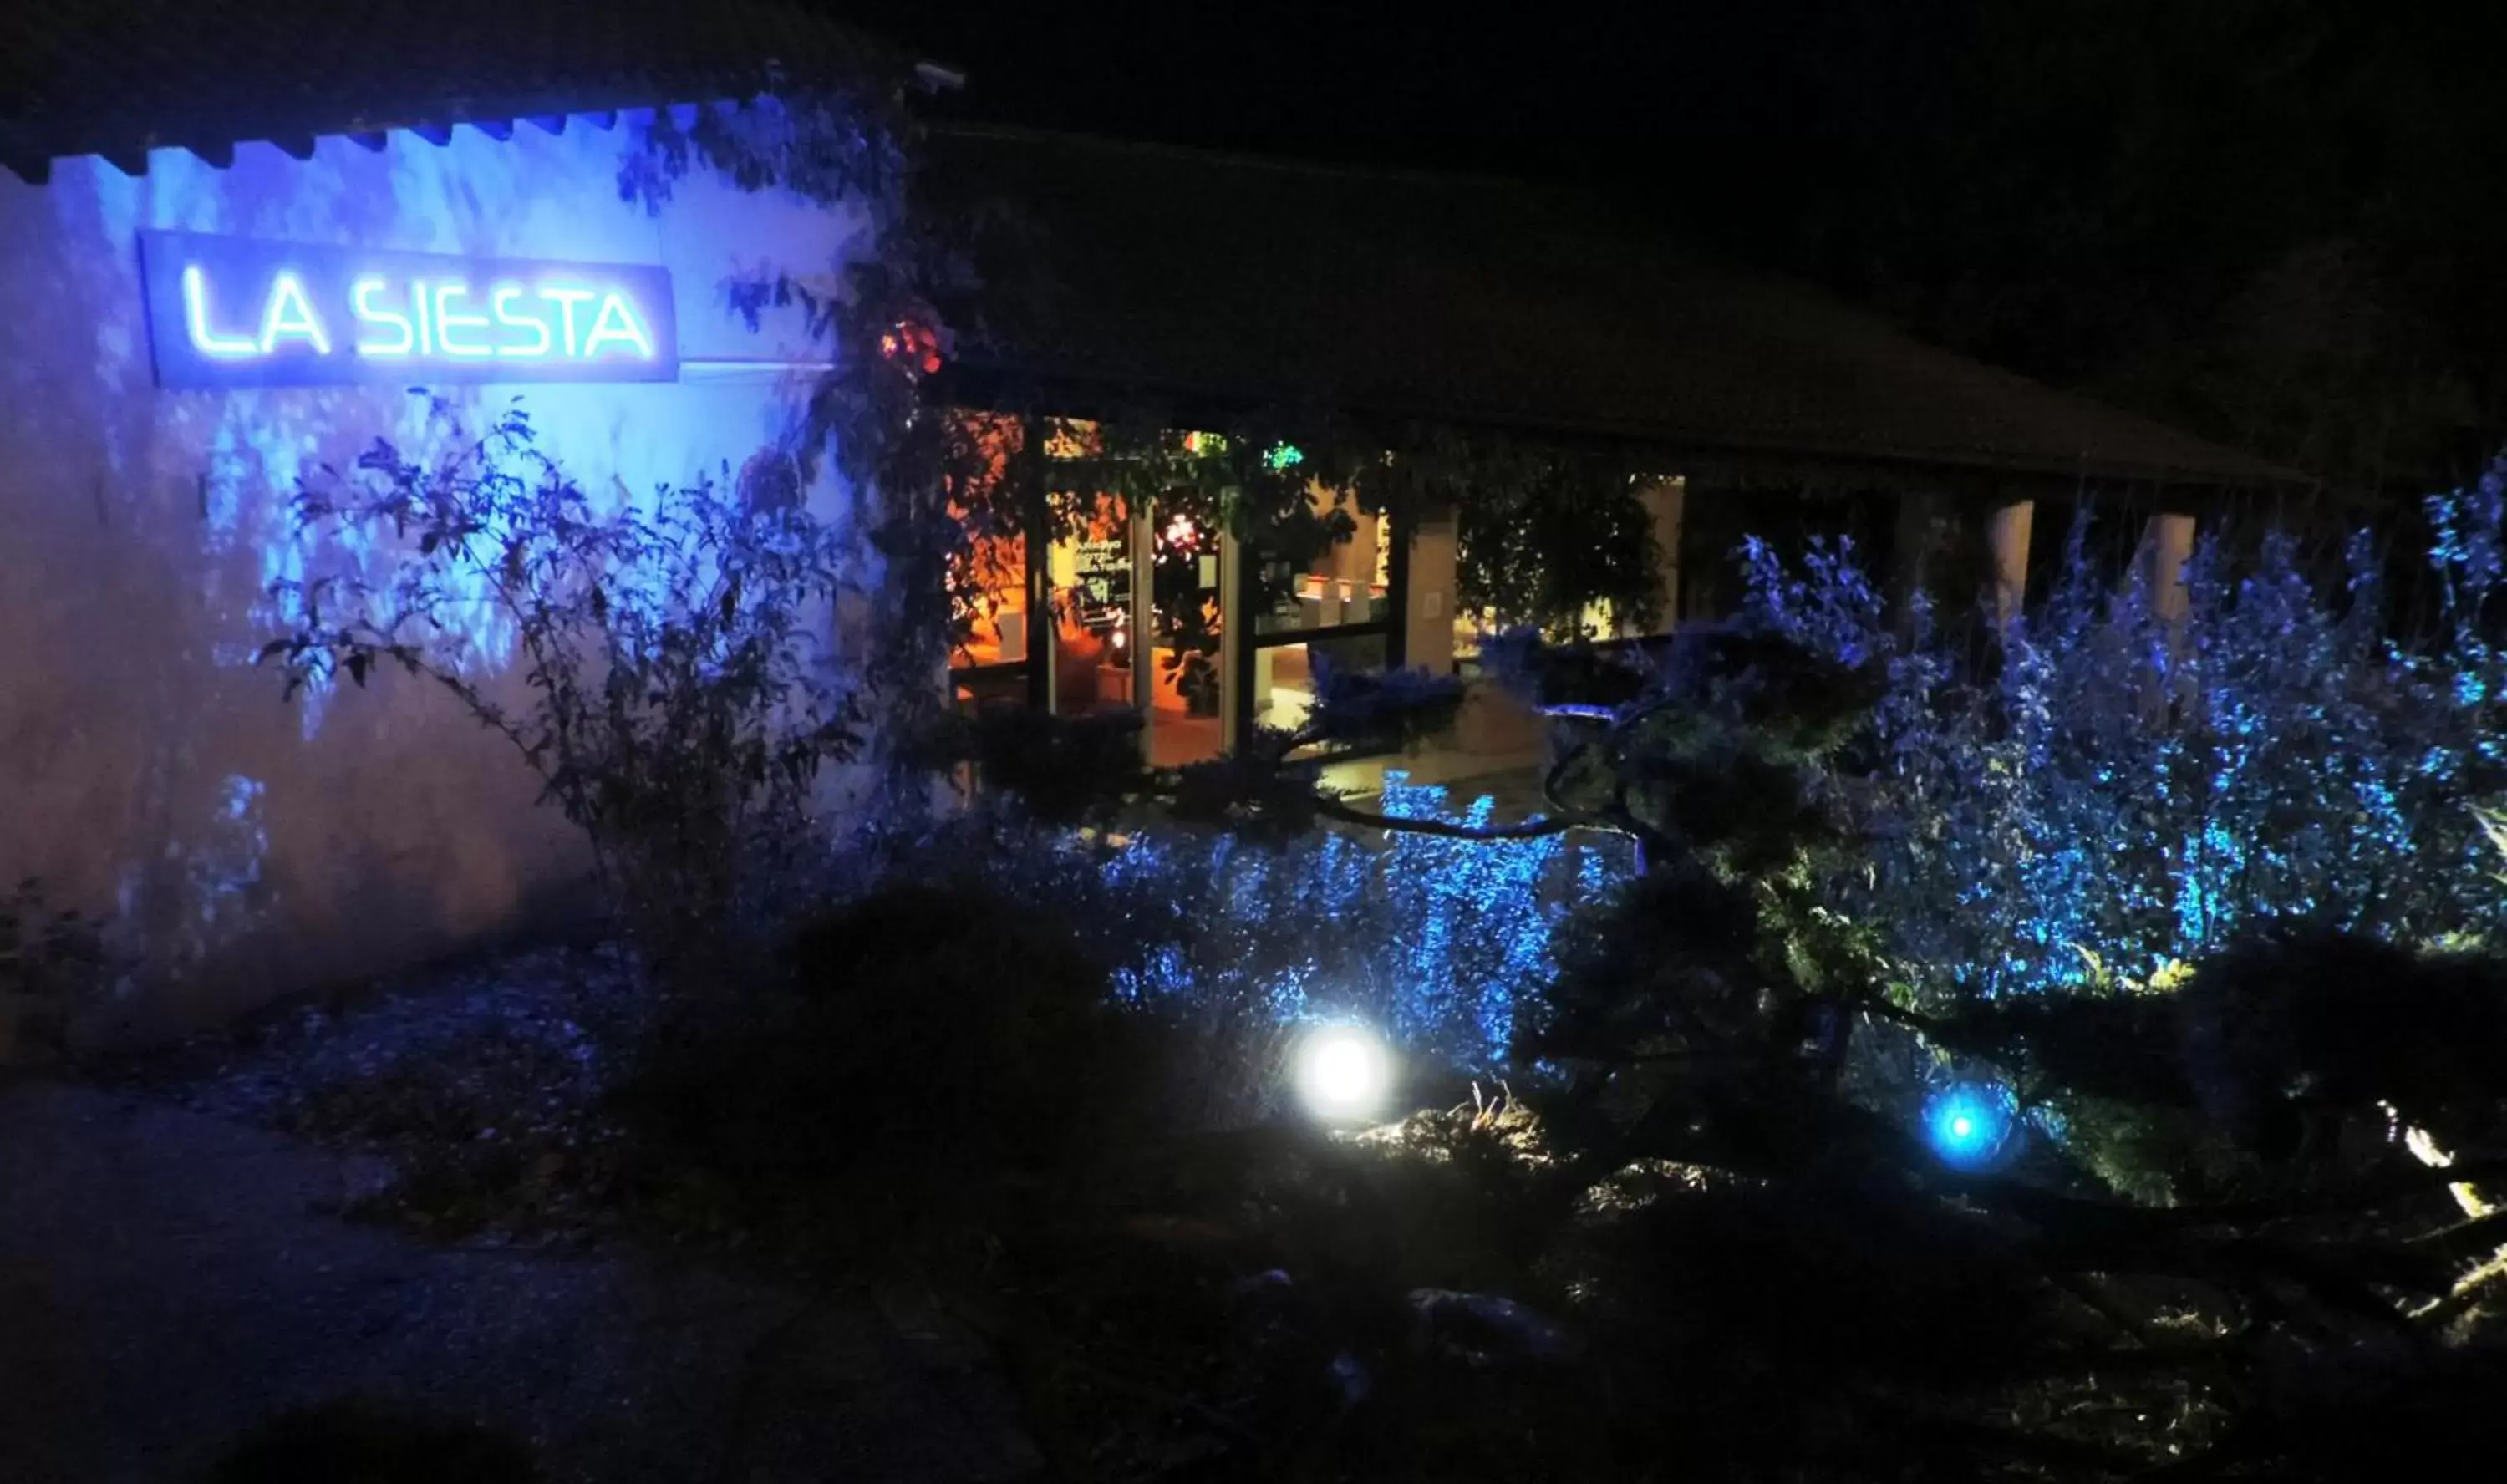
948,355 -> 2312,497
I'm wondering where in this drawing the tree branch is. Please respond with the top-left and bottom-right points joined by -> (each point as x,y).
2158,1157 -> 2507,1227
1312,795 -> 1575,841
1942,1157 -> 2507,1243
2408,1248 -> 2507,1330
2409,1203 -> 2507,1264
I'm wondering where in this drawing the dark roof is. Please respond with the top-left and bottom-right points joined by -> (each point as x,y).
931,127 -> 2301,492
0,0 -> 894,182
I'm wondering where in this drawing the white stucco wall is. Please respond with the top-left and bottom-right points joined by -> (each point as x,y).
0,113 -> 875,1037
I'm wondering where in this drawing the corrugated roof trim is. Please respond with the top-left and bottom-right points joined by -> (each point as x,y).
0,0 -> 902,183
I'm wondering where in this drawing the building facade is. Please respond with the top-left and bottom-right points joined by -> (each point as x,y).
925,127 -> 2301,777
0,4 -> 889,1037
0,8 -> 2298,1038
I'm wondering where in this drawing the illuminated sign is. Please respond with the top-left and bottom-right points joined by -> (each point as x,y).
138,231 -> 678,388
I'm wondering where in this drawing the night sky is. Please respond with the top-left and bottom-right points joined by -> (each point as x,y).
855,7 -> 1800,180
844,2 -> 2507,499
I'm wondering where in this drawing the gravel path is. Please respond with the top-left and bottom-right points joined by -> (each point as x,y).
0,1078 -> 1038,1483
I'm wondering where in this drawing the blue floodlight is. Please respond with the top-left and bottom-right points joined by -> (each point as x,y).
1925,1081 -> 2017,1166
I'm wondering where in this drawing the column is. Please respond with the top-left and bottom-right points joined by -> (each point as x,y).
1986,499 -> 2033,627
1336,505 -> 1380,601
2143,511 -> 2196,623
1403,504 -> 1459,677
1025,531 -> 1055,713
1127,496 -> 1154,761
1893,489 -> 1952,607
1020,419 -> 1054,713
1640,475 -> 1685,634
1218,527 -> 1244,750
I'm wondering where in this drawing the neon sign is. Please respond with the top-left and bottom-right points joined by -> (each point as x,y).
139,231 -> 678,388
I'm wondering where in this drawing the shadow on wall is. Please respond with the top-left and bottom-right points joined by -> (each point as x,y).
0,122 -> 861,1039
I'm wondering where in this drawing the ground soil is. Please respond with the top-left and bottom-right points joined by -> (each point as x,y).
0,1009 -> 1039,1481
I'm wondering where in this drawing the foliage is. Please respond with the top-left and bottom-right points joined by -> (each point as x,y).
927,574 -> 2507,1480
1412,619 -> 2507,1477
843,792 -> 1624,1109
224,77 -> 964,957
618,72 -> 998,803
262,403 -> 863,958
928,411 -> 1669,693
918,622 -> 2133,1476
1296,661 -> 1473,753
1096,785 -> 1625,1085
1116,420 -> 1666,640
207,539 -> 2507,1481
1444,448 -> 1664,638
939,416 -> 1361,713
192,53 -> 2507,1481
613,875 -> 1174,1258
620,84 -> 913,226
1742,459 -> 2507,1004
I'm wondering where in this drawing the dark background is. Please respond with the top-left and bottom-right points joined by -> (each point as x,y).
845,0 -> 2507,501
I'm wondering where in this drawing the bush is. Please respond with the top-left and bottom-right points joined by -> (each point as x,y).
823,788 -> 1624,1126
615,876 -> 1171,1253
262,399 -> 863,962
781,881 -> 1163,1167
1742,459 -> 2507,1002
603,790 -> 1623,1262
1095,780 -> 1630,1085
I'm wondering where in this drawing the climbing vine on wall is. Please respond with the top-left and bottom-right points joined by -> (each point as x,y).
617,74 -> 1004,797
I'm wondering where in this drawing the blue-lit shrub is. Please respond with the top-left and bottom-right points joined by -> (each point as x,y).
927,780 -> 1629,1116
1744,458 -> 2507,1002
1111,783 -> 1626,1085
263,399 -> 864,958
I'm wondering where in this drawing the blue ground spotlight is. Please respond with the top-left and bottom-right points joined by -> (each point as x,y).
1924,1081 -> 2019,1166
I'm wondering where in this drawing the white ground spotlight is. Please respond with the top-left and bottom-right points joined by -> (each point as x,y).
1295,1024 -> 1393,1121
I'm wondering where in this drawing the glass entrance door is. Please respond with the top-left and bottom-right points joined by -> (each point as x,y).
1237,499 -> 1404,755
951,418 -> 1407,770
1037,490 -> 1226,769
1040,494 -> 1137,722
